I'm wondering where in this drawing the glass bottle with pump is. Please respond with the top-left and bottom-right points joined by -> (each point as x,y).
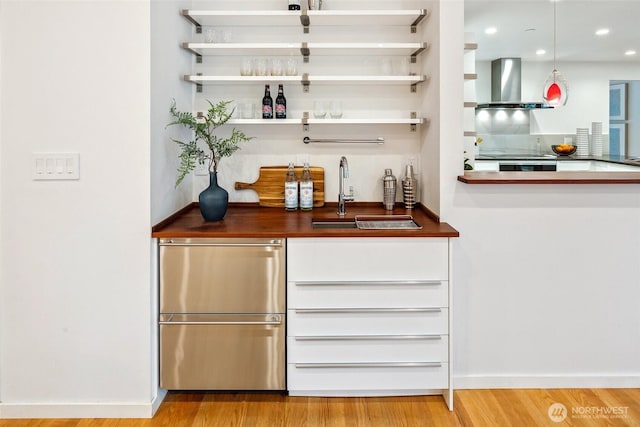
299,162 -> 313,211
262,85 -> 273,119
275,84 -> 287,119
284,162 -> 298,211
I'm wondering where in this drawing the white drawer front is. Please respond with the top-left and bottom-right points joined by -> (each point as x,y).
288,280 -> 448,309
287,238 -> 449,282
287,335 -> 448,363
287,363 -> 449,391
287,308 -> 448,335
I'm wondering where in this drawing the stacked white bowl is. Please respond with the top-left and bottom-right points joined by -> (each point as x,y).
576,128 -> 590,156
591,122 -> 603,157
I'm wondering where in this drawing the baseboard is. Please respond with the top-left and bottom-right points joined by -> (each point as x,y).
0,390 -> 168,419
454,374 -> 640,389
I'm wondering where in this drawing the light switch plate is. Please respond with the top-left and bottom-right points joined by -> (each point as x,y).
32,152 -> 79,180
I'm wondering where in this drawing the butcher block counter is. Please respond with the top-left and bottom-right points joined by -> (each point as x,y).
152,202 -> 459,238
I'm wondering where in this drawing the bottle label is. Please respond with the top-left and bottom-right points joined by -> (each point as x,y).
284,181 -> 298,209
262,105 -> 273,119
300,181 -> 313,208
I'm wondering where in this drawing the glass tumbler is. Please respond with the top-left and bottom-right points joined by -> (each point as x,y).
240,57 -> 253,76
286,56 -> 298,76
330,101 -> 343,119
313,101 -> 326,119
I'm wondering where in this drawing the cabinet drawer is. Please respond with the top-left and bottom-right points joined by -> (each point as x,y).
287,238 -> 449,282
287,362 -> 449,392
287,308 -> 448,335
288,280 -> 448,309
287,335 -> 448,363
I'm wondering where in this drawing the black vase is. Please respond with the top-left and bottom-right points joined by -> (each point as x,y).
199,172 -> 228,221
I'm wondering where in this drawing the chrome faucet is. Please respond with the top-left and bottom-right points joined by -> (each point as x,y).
338,156 -> 354,216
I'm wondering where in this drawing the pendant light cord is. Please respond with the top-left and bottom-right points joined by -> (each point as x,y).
553,0 -> 557,70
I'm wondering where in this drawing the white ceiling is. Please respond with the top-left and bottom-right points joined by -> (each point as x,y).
464,0 -> 640,63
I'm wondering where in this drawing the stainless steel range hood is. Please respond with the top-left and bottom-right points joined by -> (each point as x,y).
476,58 -> 552,109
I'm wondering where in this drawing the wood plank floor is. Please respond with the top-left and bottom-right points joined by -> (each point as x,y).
0,389 -> 638,427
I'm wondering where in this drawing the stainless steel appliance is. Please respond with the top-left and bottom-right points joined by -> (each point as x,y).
499,160 -> 557,171
159,238 -> 285,390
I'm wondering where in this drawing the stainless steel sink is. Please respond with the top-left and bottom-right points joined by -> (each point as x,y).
311,215 -> 421,230
311,220 -> 357,229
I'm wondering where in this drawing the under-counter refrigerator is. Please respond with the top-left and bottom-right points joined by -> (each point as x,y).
158,238 -> 285,390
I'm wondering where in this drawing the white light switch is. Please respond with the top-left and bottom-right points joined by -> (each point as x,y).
33,153 -> 79,180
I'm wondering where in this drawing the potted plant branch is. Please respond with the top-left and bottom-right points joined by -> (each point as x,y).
167,99 -> 253,221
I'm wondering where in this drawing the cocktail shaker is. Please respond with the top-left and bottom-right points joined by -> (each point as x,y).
308,0 -> 322,10
382,169 -> 397,211
402,164 -> 418,209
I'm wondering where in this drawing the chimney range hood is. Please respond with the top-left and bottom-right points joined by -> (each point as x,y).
476,58 -> 553,109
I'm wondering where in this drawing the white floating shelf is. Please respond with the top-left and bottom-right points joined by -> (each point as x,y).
182,42 -> 427,58
184,75 -> 426,85
182,10 -> 302,27
182,43 -> 302,57
181,9 -> 427,28
220,118 -> 424,126
306,10 -> 427,27
227,119 -> 301,125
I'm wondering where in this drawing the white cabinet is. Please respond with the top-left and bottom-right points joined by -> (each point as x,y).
286,237 -> 453,410
180,7 -> 428,128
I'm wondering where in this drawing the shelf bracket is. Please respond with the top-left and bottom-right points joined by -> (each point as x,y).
301,42 -> 310,63
301,73 -> 310,93
195,73 -> 203,93
410,112 -> 417,132
302,112 -> 309,132
410,10 -> 427,34
195,54 -> 202,64
411,43 -> 427,63
300,12 -> 310,34
411,83 -> 418,93
181,10 -> 202,33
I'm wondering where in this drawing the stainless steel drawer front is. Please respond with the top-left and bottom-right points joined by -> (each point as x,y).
160,314 -> 285,390
159,238 -> 285,314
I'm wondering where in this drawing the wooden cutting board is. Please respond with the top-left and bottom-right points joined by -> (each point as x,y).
235,166 -> 325,207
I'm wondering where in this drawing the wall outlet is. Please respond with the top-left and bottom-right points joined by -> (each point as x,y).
195,158 -> 209,176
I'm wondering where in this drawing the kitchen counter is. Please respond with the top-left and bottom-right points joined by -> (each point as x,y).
476,153 -> 640,167
461,154 -> 640,184
152,203 -> 459,238
458,171 -> 640,184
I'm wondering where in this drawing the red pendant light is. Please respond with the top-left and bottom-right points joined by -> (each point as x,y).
543,0 -> 568,106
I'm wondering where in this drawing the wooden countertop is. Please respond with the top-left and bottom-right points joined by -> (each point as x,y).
458,171 -> 640,184
152,203 -> 459,238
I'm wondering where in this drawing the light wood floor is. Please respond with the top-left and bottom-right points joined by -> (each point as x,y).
0,389 -> 638,426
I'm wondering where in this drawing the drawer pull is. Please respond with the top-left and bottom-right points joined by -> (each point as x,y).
160,240 -> 282,248
294,308 -> 442,314
160,320 -> 282,326
295,335 -> 442,341
295,362 -> 442,369
295,281 -> 441,287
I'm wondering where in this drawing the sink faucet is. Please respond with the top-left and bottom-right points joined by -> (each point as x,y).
338,156 -> 354,216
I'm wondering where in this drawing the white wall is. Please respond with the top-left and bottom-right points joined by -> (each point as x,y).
151,0 -> 193,224
0,0 -> 157,418
442,7 -> 640,388
475,60 -> 639,136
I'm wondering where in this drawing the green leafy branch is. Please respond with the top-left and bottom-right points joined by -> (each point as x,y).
166,99 -> 254,187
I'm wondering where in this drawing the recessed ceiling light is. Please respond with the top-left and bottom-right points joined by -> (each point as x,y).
536,49 -> 546,55
625,50 -> 637,56
595,28 -> 610,36
485,27 -> 497,35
